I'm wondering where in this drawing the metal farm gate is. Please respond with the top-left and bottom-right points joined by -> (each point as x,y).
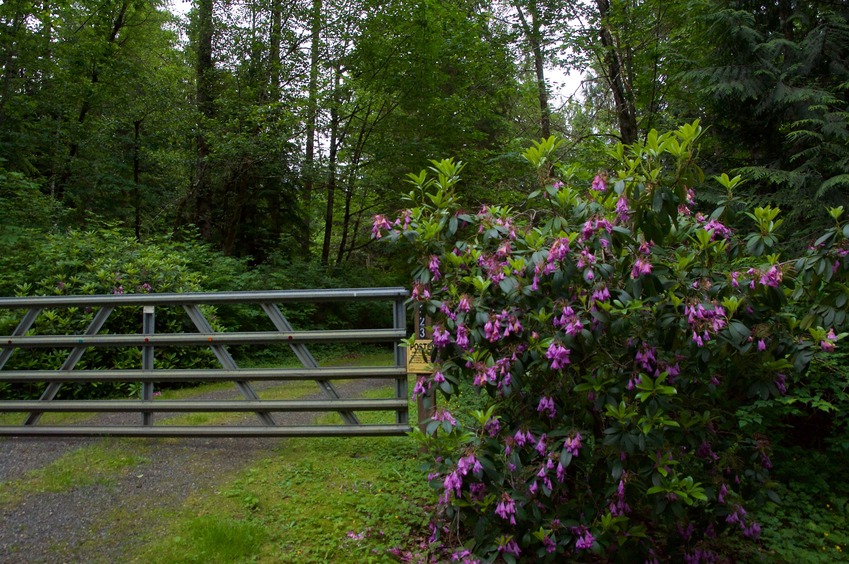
0,288 -> 411,437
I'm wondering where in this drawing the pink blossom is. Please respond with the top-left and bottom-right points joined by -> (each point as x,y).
498,538 -> 521,556
428,255 -> 441,281
632,257 -> 652,278
821,328 -> 837,352
433,408 -> 456,425
442,471 -> 462,503
759,265 -> 783,287
591,174 -> 606,192
616,196 -> 630,222
703,219 -> 732,240
411,282 -> 430,301
592,286 -> 611,302
574,527 -> 594,550
484,317 -> 501,342
536,433 -> 548,456
553,306 -> 583,336
457,454 -> 482,476
439,302 -> 457,321
556,461 -> 566,482
372,214 -> 392,238
546,342 -> 571,370
432,325 -> 451,348
412,377 -> 428,398
495,493 -> 517,525
547,237 -> 571,265
537,396 -> 556,419
514,429 -> 536,447
775,373 -> 787,394
455,325 -> 470,350
564,432 -> 582,457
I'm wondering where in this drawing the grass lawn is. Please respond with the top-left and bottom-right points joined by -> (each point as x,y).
133,384 -> 432,563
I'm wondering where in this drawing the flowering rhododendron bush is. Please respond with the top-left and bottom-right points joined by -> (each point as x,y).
374,122 -> 848,562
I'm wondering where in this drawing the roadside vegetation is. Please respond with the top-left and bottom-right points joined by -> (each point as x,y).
1,1 -> 849,560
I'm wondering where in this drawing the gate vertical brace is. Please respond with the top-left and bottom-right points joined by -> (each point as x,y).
141,306 -> 155,426
183,304 -> 275,426
259,303 -> 359,425
0,307 -> 42,370
393,298 -> 408,426
25,306 -> 114,426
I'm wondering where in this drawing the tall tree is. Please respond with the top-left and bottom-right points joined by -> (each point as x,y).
512,0 -> 552,139
192,0 -> 215,240
1,0 -> 191,230
688,1 -> 849,228
302,0 -> 322,258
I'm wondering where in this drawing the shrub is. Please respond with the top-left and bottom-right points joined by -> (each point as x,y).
376,123 -> 848,561
0,226 -> 220,399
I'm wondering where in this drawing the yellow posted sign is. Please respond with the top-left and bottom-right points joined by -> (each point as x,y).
406,339 -> 434,374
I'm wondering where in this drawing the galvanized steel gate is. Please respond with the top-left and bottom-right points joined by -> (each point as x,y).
0,288 -> 411,437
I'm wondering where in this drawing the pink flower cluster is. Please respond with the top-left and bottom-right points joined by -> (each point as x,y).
702,218 -> 732,240
746,265 -> 783,288
553,306 -> 583,336
564,432 -> 583,457
537,396 -> 556,419
495,493 -> 517,525
685,302 -> 727,347
441,453 -> 482,504
543,237 -> 571,275
821,328 -> 838,352
591,174 -> 607,192
546,342 -> 571,369
484,310 -> 523,342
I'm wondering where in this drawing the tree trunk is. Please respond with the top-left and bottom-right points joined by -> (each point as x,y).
0,8 -> 23,133
514,0 -> 550,139
194,0 -> 215,241
336,186 -> 353,265
302,0 -> 322,258
133,119 -> 142,240
321,69 -> 340,265
596,0 -> 638,144
266,0 -> 283,244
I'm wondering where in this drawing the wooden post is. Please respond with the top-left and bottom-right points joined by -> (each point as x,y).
410,304 -> 436,433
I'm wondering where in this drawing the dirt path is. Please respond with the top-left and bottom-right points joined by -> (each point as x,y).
0,378 -> 396,563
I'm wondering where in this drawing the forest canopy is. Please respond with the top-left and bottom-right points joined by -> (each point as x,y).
2,0 -> 847,269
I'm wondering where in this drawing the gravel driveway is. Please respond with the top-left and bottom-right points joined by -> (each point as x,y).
0,378 -> 398,563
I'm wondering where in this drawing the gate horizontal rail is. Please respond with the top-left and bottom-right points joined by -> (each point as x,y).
1,425 -> 410,438
0,288 -> 411,437
1,329 -> 404,348
0,366 -> 407,382
0,398 -> 408,412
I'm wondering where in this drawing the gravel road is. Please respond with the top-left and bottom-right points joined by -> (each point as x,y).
0,378 -> 396,563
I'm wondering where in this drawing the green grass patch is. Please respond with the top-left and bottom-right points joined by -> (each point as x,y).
749,446 -> 849,562
134,385 -> 430,563
0,440 -> 149,506
0,411 -> 93,426
158,515 -> 268,563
